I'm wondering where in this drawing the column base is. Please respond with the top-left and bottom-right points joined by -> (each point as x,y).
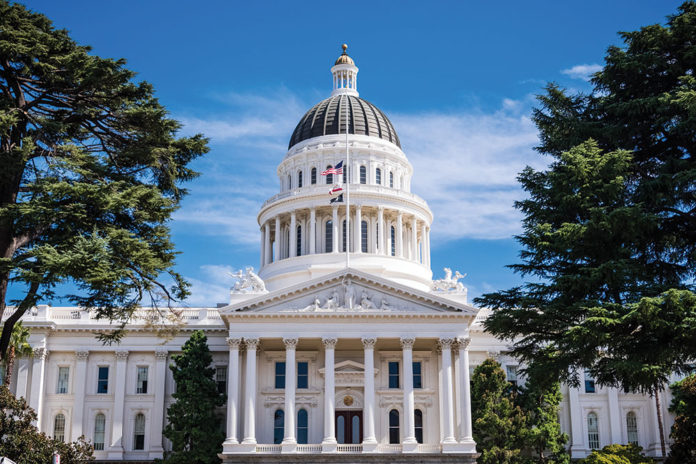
402,440 -> 419,453
106,448 -> 124,460
453,440 -> 477,454
148,450 -> 164,460
362,441 -> 378,453
282,442 -> 297,453
442,442 -> 475,453
322,440 -> 338,453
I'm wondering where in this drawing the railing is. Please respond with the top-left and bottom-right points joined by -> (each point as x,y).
376,444 -> 403,453
2,306 -> 223,326
255,444 -> 282,454
296,444 -> 322,453
417,444 -> 442,453
336,444 -> 363,453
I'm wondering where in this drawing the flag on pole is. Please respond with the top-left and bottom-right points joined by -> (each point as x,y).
329,184 -> 344,203
330,194 -> 344,204
321,160 -> 344,176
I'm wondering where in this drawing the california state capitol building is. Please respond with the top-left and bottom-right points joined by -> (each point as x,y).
2,45 -> 677,463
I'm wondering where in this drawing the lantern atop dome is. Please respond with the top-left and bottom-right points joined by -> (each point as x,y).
331,43 -> 359,97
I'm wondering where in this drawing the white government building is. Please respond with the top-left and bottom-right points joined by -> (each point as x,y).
4,46 -> 675,463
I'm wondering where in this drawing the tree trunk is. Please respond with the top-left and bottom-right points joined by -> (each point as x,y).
654,384 -> 666,457
4,345 -> 15,387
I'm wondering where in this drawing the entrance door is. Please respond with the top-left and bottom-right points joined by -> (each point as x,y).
335,411 -> 362,444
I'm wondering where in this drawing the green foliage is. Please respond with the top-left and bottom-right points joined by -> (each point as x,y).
0,385 -> 94,463
475,2 -> 696,394
579,444 -> 653,464
160,330 -> 226,464
2,320 -> 32,386
666,374 -> 696,463
0,0 -> 209,357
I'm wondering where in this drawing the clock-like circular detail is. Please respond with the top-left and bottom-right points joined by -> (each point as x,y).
343,395 -> 354,406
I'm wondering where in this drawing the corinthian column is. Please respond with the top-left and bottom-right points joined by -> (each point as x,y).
223,338 -> 242,451
274,217 -> 281,262
396,212 -> 404,258
242,338 -> 259,446
457,338 -> 476,452
108,350 -> 128,459
71,350 -> 89,441
322,337 -> 337,452
401,337 -> 418,452
439,338 -> 458,449
28,347 -> 48,429
282,338 -> 298,452
362,338 -> 378,452
149,349 -> 168,459
378,207 -> 385,255
309,208 -> 316,254
290,212 -> 297,258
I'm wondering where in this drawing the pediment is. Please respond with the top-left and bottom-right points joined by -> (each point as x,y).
219,269 -> 478,317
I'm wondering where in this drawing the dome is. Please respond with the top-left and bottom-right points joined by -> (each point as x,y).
334,43 -> 355,65
288,94 -> 401,149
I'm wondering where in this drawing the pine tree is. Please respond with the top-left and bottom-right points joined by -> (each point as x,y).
471,358 -> 527,464
161,330 -> 226,464
666,374 -> 696,464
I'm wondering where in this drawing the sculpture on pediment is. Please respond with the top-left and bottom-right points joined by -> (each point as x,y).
324,289 -> 340,309
360,290 -> 376,309
230,266 -> 267,294
343,280 -> 355,309
380,297 -> 391,311
432,267 -> 466,293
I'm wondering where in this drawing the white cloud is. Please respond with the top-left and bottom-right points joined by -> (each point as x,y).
561,63 -> 602,81
181,264 -> 236,306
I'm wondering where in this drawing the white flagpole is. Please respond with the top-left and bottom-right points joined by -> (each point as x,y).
345,95 -> 350,269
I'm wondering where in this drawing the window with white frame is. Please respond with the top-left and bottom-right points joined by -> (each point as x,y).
359,165 -> 366,184
275,362 -> 286,389
311,167 -> 317,184
587,412 -> 600,449
361,221 -> 368,253
376,168 -> 382,185
53,413 -> 66,442
626,411 -> 638,445
297,361 -> 308,389
388,361 -> 400,388
389,171 -> 394,188
57,366 -> 69,394
133,413 -> 145,450
94,413 -> 106,450
414,409 -> 424,444
298,171 -> 303,188
413,361 -> 422,389
97,366 -> 109,394
389,409 -> 400,444
325,220 -> 333,253
273,409 -> 284,444
584,369 -> 596,393
506,365 -> 518,387
136,366 -> 148,394
297,409 -> 308,444
215,366 -> 227,394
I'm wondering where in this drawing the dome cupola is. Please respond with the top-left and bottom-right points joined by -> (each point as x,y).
331,44 -> 358,97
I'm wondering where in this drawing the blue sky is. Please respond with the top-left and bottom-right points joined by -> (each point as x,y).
15,0 -> 686,306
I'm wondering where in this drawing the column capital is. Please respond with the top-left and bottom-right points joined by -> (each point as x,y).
322,337 -> 337,349
361,337 -> 376,349
378,205 -> 385,212
245,338 -> 260,350
355,203 -> 362,211
400,337 -> 415,349
457,337 -> 471,350
155,349 -> 168,360
283,338 -> 298,349
32,347 -> 48,360
438,338 -> 456,349
75,349 -> 89,360
332,204 -> 339,211
397,211 -> 403,219
115,350 -> 129,360
227,338 -> 243,349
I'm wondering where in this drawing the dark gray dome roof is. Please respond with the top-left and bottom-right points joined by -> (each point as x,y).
289,95 -> 401,149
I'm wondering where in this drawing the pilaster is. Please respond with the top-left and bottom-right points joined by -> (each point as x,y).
149,349 -> 168,459
71,349 -> 89,441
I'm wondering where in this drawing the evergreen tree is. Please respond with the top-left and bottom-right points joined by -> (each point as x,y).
162,330 -> 225,464
666,374 -> 696,463
471,358 -> 527,464
0,1 -> 209,358
476,3 -> 696,454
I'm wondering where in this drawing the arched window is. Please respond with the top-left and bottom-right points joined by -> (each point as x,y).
273,409 -> 284,444
297,409 -> 308,444
326,165 -> 333,184
389,171 -> 394,188
296,225 -> 302,257
360,165 -> 367,184
311,167 -> 317,185
298,171 -> 303,188
342,220 -> 347,252
287,175 -> 292,190
134,413 -> 146,450
94,413 -> 106,450
587,412 -> 599,449
325,220 -> 333,253
414,409 -> 423,444
389,409 -> 400,444
626,411 -> 638,445
390,225 -> 396,256
53,413 -> 66,442
376,168 -> 382,185
361,221 -> 368,253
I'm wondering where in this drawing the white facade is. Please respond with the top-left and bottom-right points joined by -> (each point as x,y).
3,46 -> 675,462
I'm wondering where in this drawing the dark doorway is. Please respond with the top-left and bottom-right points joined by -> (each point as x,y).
335,410 -> 362,444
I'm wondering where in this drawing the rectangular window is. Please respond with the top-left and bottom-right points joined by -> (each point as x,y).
97,366 -> 109,394
275,361 -> 286,389
57,366 -> 69,394
506,365 -> 518,387
216,366 -> 227,394
297,361 -> 308,389
388,361 -> 400,389
136,366 -> 148,394
584,369 -> 595,393
413,361 -> 422,389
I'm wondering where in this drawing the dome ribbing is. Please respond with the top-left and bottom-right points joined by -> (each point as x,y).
288,95 -> 401,149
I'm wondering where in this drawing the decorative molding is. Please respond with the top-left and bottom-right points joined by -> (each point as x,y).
227,338 -> 243,349
115,350 -> 129,360
439,338 -> 456,349
322,337 -> 337,349
400,337 -> 415,349
33,347 -> 48,360
457,337 -> 471,350
361,337 -> 376,349
283,338 -> 298,349
154,350 -> 168,360
75,349 -> 90,360
245,338 -> 260,350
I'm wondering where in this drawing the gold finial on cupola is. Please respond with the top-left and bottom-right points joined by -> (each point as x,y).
334,43 -> 355,65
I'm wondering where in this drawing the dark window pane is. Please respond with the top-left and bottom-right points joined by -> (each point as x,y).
413,362 -> 422,389
415,409 -> 423,443
297,362 -> 308,389
275,362 -> 286,389
337,415 -> 345,444
389,409 -> 399,444
297,409 -> 308,444
311,168 -> 317,184
274,410 -> 284,444
389,362 -> 400,389
97,366 -> 109,394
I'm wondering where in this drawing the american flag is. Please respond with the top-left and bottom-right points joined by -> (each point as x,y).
321,160 -> 344,176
